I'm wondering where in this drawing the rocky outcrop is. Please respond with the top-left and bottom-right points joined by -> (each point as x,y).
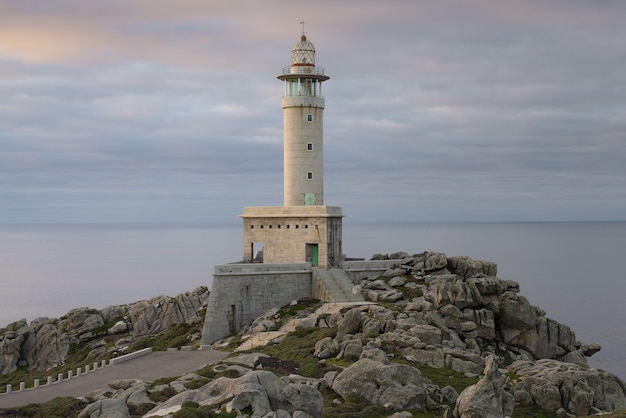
353,251 -> 583,366
508,359 -> 626,416
0,287 -> 209,374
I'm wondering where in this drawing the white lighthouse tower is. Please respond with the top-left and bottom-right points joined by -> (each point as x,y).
278,34 -> 329,206
240,31 -> 343,268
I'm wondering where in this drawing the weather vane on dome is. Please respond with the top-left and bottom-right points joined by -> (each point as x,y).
300,21 -> 306,36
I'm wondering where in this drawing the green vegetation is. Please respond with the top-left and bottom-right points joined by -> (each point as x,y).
258,327 -> 338,378
275,296 -> 322,319
129,322 -> 202,352
2,397 -> 85,418
171,405 -> 239,418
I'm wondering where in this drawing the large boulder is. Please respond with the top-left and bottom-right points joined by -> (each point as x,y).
78,398 -> 131,418
498,291 -> 578,360
425,252 -> 448,272
1,319 -> 30,375
144,370 -> 323,418
508,359 -> 626,415
453,355 -> 514,418
331,358 -> 428,411
336,307 -> 362,339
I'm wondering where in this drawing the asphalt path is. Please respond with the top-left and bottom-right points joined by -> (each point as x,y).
0,350 -> 228,409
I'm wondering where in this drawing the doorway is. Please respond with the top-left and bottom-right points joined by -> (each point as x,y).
306,243 -> 319,267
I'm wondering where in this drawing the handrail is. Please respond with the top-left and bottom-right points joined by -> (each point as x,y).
282,66 -> 326,76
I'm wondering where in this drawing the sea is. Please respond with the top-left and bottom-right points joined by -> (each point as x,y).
1,221 -> 625,379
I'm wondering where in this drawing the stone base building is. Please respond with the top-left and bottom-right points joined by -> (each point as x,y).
241,206 -> 343,269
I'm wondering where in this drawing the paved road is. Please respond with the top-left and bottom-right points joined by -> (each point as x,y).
0,350 -> 228,409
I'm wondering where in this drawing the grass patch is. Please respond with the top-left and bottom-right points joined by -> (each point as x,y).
3,396 -> 85,418
129,322 -> 201,352
513,405 -> 559,418
172,406 -> 239,418
257,327 -> 338,378
275,297 -> 322,319
412,363 -> 479,395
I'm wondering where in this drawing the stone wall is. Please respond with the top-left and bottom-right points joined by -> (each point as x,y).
200,263 -> 312,345
241,206 -> 343,269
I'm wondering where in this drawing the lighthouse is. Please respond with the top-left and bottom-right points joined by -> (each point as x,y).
240,31 -> 343,268
278,34 -> 329,206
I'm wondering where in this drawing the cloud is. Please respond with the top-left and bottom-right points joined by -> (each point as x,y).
1,0 -> 625,223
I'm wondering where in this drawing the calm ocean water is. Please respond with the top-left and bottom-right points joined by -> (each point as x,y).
1,222 -> 625,378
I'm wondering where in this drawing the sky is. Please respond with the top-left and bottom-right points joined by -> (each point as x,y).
1,0 -> 625,224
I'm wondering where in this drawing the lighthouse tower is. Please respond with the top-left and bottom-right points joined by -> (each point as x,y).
201,31 -> 351,345
240,31 -> 343,269
278,34 -> 329,206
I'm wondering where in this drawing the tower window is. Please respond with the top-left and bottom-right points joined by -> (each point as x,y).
307,172 -> 313,180
307,143 -> 313,151
307,114 -> 313,122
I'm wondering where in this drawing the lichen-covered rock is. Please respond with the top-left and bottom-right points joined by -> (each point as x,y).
331,358 -> 428,411
313,337 -> 339,359
144,370 -> 323,418
78,398 -> 131,418
336,307 -> 362,339
508,359 -> 626,415
1,319 -> 30,374
425,252 -> 448,272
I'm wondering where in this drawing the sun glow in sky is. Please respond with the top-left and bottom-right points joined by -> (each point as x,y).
1,1 -> 625,223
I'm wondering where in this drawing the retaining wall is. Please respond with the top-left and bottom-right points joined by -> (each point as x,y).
200,263 -> 313,345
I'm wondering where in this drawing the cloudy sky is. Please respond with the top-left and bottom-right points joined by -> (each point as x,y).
1,1 -> 625,224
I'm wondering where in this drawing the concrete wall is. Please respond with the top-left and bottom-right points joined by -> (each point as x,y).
200,263 -> 312,344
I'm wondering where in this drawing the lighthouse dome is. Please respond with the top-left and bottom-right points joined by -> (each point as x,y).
291,35 -> 315,67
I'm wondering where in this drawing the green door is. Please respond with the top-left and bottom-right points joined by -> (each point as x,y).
311,244 -> 319,267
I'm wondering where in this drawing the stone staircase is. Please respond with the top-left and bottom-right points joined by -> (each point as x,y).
313,268 -> 364,303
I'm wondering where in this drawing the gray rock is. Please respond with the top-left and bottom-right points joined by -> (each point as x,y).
362,317 -> 381,336
380,290 -> 405,302
360,348 -> 390,364
313,337 -> 339,359
425,252 -> 448,271
440,385 -> 459,404
145,370 -> 323,418
453,355 -> 514,418
508,359 -> 626,415
332,358 -> 427,411
407,324 -> 442,346
448,256 -> 497,278
388,276 -> 407,287
365,279 -> 393,291
78,398 -> 130,418
280,384 -> 324,418
387,412 -> 412,418
339,340 -> 363,361
337,307 -> 362,339
107,321 -> 128,335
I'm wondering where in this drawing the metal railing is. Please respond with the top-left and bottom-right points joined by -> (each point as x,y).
282,66 -> 326,76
